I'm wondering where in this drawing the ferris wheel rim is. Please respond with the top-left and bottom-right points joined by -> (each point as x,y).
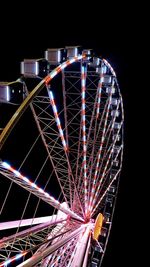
0,49 -> 124,266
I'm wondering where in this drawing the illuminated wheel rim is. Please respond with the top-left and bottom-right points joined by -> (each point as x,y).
0,51 -> 124,266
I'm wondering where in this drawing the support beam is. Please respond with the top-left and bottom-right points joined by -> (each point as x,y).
0,215 -> 58,230
0,218 -> 66,248
16,225 -> 85,267
69,224 -> 91,267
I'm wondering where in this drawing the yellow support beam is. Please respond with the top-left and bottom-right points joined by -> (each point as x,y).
93,213 -> 104,241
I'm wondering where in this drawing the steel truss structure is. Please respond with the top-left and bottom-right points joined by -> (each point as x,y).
0,48 -> 124,266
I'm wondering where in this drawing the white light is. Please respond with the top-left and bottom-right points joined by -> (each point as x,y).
82,91 -> 85,98
23,177 -> 29,183
61,62 -> 67,69
35,61 -> 39,75
15,253 -> 24,260
100,76 -> 104,82
49,90 -> 54,100
59,128 -> 63,136
69,58 -> 76,64
13,170 -> 21,177
83,155 -> 86,161
83,144 -> 86,151
45,192 -> 50,198
83,135 -> 86,142
58,50 -> 61,62
31,182 -> 37,188
2,161 -> 10,169
50,70 -> 58,79
82,115 -> 85,121
6,86 -> 10,102
78,55 -> 83,60
38,188 -> 44,193
56,117 -> 60,126
82,78 -> 85,87
97,97 -> 100,104
82,103 -> 85,110
62,140 -> 67,147
75,47 -> 78,56
102,65 -> 107,74
53,105 -> 57,114
4,258 -> 11,265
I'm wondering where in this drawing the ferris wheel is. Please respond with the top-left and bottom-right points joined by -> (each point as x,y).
0,46 -> 124,266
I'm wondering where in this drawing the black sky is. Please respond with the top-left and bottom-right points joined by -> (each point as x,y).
0,2 -> 142,266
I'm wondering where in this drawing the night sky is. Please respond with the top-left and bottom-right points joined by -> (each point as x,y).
0,2 -> 141,266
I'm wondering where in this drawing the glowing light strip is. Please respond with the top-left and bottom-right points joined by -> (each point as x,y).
35,61 -> 38,76
88,84 -> 113,213
49,90 -> 67,151
44,55 -> 84,85
103,59 -> 116,77
81,64 -> 88,216
0,251 -> 27,267
0,161 -> 84,222
6,86 -> 10,102
96,66 -> 105,118
45,55 -> 85,153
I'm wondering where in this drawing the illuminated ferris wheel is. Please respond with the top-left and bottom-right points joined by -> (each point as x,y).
0,46 -> 124,266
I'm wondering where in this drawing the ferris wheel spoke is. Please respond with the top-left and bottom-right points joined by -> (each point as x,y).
69,65 -> 99,216
16,224 -> 85,267
94,99 -> 121,182
42,236 -> 78,267
47,86 -> 84,214
81,63 -> 88,215
0,220 -> 71,266
0,217 -> 66,248
90,122 -> 123,211
62,70 -> 69,147
91,169 -> 121,217
86,97 -> 109,175
88,81 -> 114,214
0,161 -> 84,222
81,79 -> 100,204
68,223 -> 91,267
27,94 -> 70,206
92,145 -> 123,210
30,91 -> 82,211
32,219 -> 76,266
84,68 -> 105,206
62,70 -> 87,215
0,215 -> 62,231
96,64 -> 106,119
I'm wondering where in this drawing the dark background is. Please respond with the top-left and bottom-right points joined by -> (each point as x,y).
0,1 -> 142,266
